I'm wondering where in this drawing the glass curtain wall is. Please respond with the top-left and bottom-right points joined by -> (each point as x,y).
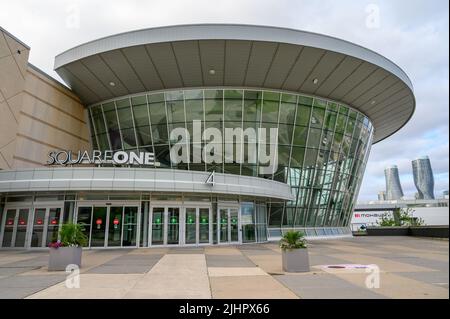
88,89 -> 373,229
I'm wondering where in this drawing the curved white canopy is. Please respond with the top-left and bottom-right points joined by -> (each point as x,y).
55,24 -> 415,143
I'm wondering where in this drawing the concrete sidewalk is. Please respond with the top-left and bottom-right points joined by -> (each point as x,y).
0,236 -> 447,299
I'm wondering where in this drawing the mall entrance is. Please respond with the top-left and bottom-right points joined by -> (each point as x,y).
217,206 -> 240,244
0,202 -> 63,248
0,206 -> 31,248
0,198 -> 257,249
148,203 -> 246,246
75,202 -> 139,248
149,203 -> 213,246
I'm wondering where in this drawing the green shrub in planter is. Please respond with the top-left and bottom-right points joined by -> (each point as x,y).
280,230 -> 307,250
280,231 -> 309,272
48,223 -> 87,271
59,223 -> 88,247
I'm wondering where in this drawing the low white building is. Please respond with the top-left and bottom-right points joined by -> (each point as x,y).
351,199 -> 449,231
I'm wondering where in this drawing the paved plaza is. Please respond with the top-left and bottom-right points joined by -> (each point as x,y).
0,236 -> 448,299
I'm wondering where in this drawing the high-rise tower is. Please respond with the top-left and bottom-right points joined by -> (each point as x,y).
412,156 -> 435,199
385,166 -> 404,200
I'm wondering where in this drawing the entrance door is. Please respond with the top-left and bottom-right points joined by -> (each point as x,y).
30,207 -> 62,248
151,207 -> 164,245
76,204 -> 139,248
0,207 -> 31,248
184,208 -> 197,244
106,206 -> 138,247
149,206 -> 182,246
219,208 -> 229,243
76,206 -> 92,247
199,208 -> 211,244
218,207 -> 240,244
167,207 -> 180,245
183,207 -> 211,245
90,206 -> 107,247
107,206 -> 123,247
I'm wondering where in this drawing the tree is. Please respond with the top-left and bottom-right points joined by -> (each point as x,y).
377,207 -> 425,227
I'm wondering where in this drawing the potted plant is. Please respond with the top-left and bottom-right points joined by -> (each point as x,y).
280,230 -> 310,272
48,223 -> 87,271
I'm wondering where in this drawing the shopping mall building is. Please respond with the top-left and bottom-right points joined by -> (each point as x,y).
0,24 -> 415,249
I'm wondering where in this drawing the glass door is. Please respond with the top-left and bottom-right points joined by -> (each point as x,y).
30,207 -> 62,248
1,209 -> 17,247
122,206 -> 138,246
0,208 -> 31,248
167,207 -> 180,245
77,204 -> 139,248
76,206 -> 92,247
230,208 -> 239,243
90,206 -> 107,247
185,208 -> 197,244
30,208 -> 46,247
183,207 -> 211,245
106,206 -> 138,247
219,208 -> 229,243
151,207 -> 164,245
199,208 -> 210,244
14,208 -> 29,248
108,206 -> 123,247
46,208 -> 62,245
218,207 -> 240,244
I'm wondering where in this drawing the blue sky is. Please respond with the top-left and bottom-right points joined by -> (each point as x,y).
1,0 -> 448,201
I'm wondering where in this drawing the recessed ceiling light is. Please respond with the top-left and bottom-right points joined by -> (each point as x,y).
209,69 -> 216,75
313,78 -> 319,84
109,81 -> 116,87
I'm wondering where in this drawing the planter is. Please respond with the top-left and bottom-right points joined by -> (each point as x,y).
48,246 -> 82,271
282,248 -> 310,272
366,226 -> 409,236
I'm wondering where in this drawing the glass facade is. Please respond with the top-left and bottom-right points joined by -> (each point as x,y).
87,88 -> 374,230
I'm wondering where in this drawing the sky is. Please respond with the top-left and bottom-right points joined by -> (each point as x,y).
1,0 -> 448,201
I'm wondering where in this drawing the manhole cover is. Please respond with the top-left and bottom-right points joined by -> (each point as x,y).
324,264 -> 370,269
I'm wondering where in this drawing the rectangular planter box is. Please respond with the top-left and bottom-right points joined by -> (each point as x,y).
282,248 -> 310,272
365,226 -> 449,238
366,226 -> 409,236
48,246 -> 82,271
409,226 -> 449,238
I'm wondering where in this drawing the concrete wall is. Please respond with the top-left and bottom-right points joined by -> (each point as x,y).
14,66 -> 91,167
0,27 -> 90,169
0,27 -> 30,169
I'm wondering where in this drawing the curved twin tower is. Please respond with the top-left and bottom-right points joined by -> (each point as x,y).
384,156 -> 435,200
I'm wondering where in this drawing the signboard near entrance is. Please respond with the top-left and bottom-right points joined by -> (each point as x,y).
47,150 -> 159,166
